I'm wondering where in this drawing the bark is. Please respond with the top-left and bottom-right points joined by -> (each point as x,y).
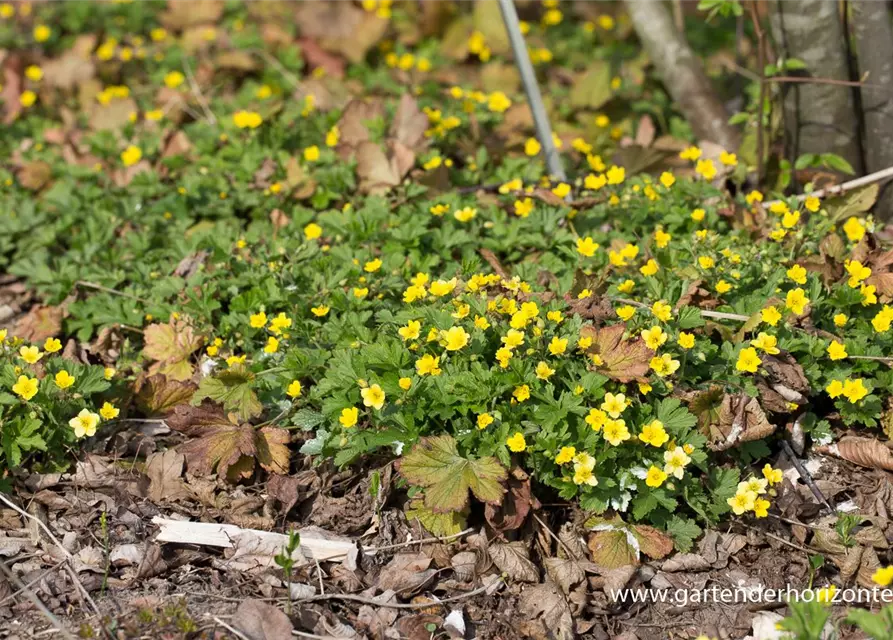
852,1 -> 893,219
624,0 -> 740,151
769,0 -> 863,174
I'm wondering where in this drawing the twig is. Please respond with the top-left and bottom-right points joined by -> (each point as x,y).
0,560 -> 66,607
75,281 -> 148,304
182,58 -> 217,126
212,616 -> 250,640
532,513 -> 582,562
610,297 -> 751,322
295,578 -> 502,609
365,527 -> 473,553
0,561 -> 77,640
848,355 -> 893,363
781,440 -> 834,513
763,165 -> 893,207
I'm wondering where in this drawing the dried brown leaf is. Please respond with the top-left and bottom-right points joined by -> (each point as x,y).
489,541 -> 539,582
819,436 -> 893,472
14,304 -> 63,342
708,394 -> 775,451
580,323 -> 654,382
135,374 -> 197,415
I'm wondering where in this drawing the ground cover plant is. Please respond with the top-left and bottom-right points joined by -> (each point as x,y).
2,1 -> 893,638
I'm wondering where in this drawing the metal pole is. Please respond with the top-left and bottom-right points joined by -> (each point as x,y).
497,0 -> 567,182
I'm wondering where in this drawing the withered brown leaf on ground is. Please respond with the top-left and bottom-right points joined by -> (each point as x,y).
16,161 -> 53,191
707,393 -> 775,451
515,583 -> 575,640
143,449 -> 187,503
580,323 -> 654,382
484,467 -> 540,533
376,552 -> 437,595
390,93 -> 429,154
818,436 -> 893,471
488,540 -> 539,582
543,557 -> 586,595
755,352 -> 810,414
295,2 -> 388,63
234,599 -> 293,640
13,304 -> 64,341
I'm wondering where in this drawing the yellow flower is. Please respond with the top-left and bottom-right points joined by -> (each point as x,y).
736,347 -> 761,373
164,71 -> 185,89
639,420 -> 669,447
719,151 -> 737,166
555,446 -> 576,464
25,65 -> 42,82
502,329 -> 525,349
753,498 -> 770,518
304,223 -> 322,240
761,306 -> 782,327
727,490 -> 757,515
99,402 -> 120,420
641,326 -> 667,350
750,332 -> 780,355
547,310 -> 563,324
762,464 -> 783,485
679,146 -> 702,161
575,237 -> 599,257
640,259 -> 659,276
664,447 -> 691,478
816,586 -> 837,605
872,306 -> 893,333
416,354 -> 442,376
545,337 -> 567,356
0,3 -> 14,19
645,466 -> 668,488
474,315 -> 490,330
785,288 -> 810,315
782,210 -> 800,229
398,377 -> 412,391
33,24 -> 51,42
698,255 -> 715,270
19,345 -> 43,364
654,228 -> 671,249
845,260 -> 872,288
616,305 -> 635,322
146,109 -> 164,122
603,419 -> 630,446
512,198 -> 534,218
506,432 -> 527,452
495,346 -> 513,368
843,216 -> 866,242
399,320 -> 421,341
695,158 -> 717,180
70,409 -> 100,438
826,379 -> 844,398
842,378 -> 868,403
606,165 -> 625,185
601,392 -> 627,418
872,566 -> 893,587
442,326 -> 469,351
585,408 -> 607,432
364,258 -> 382,273
311,305 -> 330,317
104,367 -> 116,380
650,354 -> 680,377
44,337 -> 62,353
304,145 -> 320,162
286,380 -> 302,398
54,370 -> 75,389
805,196 -> 820,212
121,145 -> 142,167
339,407 -> 359,428
827,340 -> 847,361
677,332 -> 695,350
651,300 -> 672,322
513,385 -> 530,402
786,264 -> 807,285
477,413 -> 494,430
361,384 -> 386,410
326,126 -> 340,147
535,361 -> 555,380
263,336 -> 280,353
233,110 -> 263,129
861,283 -> 878,306
552,182 -> 571,199
572,453 -> 598,486
12,375 -> 39,401
716,280 -> 732,294
249,312 -> 267,328
585,173 -> 607,190
745,190 -> 763,205
487,91 -> 511,113
659,172 -> 675,188
454,206 -> 477,223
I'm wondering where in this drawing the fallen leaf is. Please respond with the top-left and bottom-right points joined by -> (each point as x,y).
543,557 -> 585,594
708,393 -> 775,451
1,54 -> 23,124
580,323 -> 654,382
472,1 -> 509,55
587,527 -> 638,569
89,97 -> 139,131
43,35 -> 96,90
16,161 -> 53,191
818,436 -> 893,472
484,466 -> 539,532
144,449 -> 187,503
570,61 -> 612,109
298,38 -> 346,78
389,93 -> 429,154
295,3 -> 388,63
160,0 -> 224,30
405,499 -> 468,537
13,304 -> 64,341
233,599 -> 293,640
376,553 -> 437,594
488,541 -> 539,582
515,583 -> 574,640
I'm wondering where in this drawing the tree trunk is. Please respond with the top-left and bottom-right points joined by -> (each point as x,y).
624,0 -> 740,151
769,0 -> 863,174
852,0 -> 893,219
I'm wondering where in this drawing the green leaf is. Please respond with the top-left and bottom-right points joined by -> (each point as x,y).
291,408 -> 326,430
570,62 -> 612,110
405,498 -> 468,536
655,398 -> 697,436
192,364 -> 262,421
398,435 -> 507,513
708,467 -> 741,519
846,608 -> 893,639
666,516 -> 702,552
